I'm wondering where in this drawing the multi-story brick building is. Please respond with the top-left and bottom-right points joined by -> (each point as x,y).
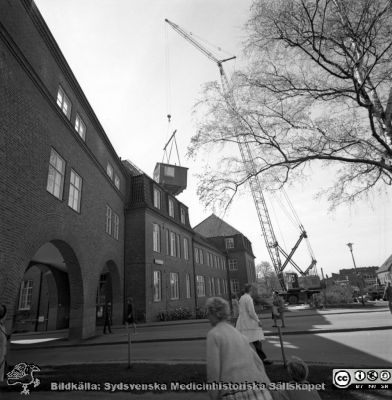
1,0 -> 255,339
194,214 -> 257,296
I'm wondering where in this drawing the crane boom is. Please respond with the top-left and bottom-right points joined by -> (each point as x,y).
165,19 -> 317,292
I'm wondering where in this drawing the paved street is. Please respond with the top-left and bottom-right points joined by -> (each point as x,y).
8,307 -> 392,367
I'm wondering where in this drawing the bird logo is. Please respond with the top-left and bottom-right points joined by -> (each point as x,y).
6,362 -> 41,395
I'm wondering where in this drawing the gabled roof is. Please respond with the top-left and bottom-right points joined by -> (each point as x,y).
193,214 -> 241,237
377,253 -> 392,273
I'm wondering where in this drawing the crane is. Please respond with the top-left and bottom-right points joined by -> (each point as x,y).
165,19 -> 317,293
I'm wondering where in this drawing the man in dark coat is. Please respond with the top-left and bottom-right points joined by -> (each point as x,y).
103,301 -> 112,334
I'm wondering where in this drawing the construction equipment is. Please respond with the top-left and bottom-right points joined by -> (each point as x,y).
165,19 -> 320,303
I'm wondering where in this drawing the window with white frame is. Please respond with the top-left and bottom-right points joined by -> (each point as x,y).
229,259 -> 238,271
186,273 -> 191,298
153,223 -> 160,252
170,272 -> 179,300
105,205 -> 112,235
183,238 -> 189,260
18,280 -> 33,310
106,162 -> 113,180
170,232 -> 176,257
168,198 -> 174,217
47,148 -> 65,200
166,230 -> 170,255
222,279 -> 227,294
153,187 -> 161,209
113,212 -> 119,240
68,169 -> 82,212
211,277 -> 215,295
153,270 -> 161,302
75,114 -> 86,140
196,275 -> 205,297
206,277 -> 212,296
214,255 -> 218,268
225,237 -> 234,249
216,278 -> 221,295
180,207 -> 186,224
231,279 -> 240,294
199,249 -> 204,264
176,234 -> 181,258
114,175 -> 120,190
206,252 -> 210,267
194,247 -> 199,263
56,86 -> 71,119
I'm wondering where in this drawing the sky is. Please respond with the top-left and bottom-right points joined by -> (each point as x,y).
34,0 -> 392,278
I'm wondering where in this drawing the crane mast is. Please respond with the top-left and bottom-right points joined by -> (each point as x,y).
165,19 -> 316,292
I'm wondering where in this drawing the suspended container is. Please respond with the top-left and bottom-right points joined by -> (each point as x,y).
153,162 -> 188,196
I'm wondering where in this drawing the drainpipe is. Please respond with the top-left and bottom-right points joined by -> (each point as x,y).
191,237 -> 198,317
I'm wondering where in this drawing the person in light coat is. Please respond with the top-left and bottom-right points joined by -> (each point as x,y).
206,297 -> 273,400
236,284 -> 272,365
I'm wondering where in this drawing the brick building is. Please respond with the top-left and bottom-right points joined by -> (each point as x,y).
194,214 -> 257,296
1,0 -> 255,338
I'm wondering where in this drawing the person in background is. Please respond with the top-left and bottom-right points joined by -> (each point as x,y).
126,297 -> 136,334
206,297 -> 273,400
103,301 -> 112,334
272,291 -> 285,328
0,305 -> 8,382
285,356 -> 322,400
384,282 -> 392,314
230,294 -> 239,325
236,284 -> 273,365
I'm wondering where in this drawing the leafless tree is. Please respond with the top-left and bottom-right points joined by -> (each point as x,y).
189,0 -> 392,210
255,261 -> 281,294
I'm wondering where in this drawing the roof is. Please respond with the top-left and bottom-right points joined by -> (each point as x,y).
193,214 -> 242,237
122,160 -> 144,177
377,253 -> 392,274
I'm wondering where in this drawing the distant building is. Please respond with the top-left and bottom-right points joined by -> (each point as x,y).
327,266 -> 379,288
377,254 -> 392,284
194,214 -> 257,295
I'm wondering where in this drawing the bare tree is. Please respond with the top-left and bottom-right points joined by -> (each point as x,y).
189,0 -> 392,210
255,261 -> 281,294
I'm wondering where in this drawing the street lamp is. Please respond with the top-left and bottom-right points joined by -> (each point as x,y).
346,243 -> 365,305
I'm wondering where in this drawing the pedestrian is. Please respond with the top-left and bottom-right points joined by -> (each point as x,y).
383,282 -> 392,314
236,284 -> 273,365
0,305 -> 8,382
284,356 -> 322,399
126,297 -> 136,334
206,297 -> 273,400
103,301 -> 112,334
231,294 -> 239,325
272,291 -> 285,328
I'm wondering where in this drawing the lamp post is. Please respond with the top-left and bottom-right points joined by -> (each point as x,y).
346,243 -> 364,305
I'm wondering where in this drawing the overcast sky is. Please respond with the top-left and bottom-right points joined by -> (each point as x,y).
34,0 -> 392,278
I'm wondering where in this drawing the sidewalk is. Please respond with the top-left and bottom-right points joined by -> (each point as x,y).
10,305 -> 391,350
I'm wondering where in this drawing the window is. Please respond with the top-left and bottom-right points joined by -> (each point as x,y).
68,169 -> 82,212
153,187 -> 161,209
105,205 -> 112,235
229,259 -> 238,271
153,223 -> 160,252
114,175 -> 120,190
214,255 -> 218,268
211,277 -> 215,295
199,250 -> 204,265
164,165 -> 175,177
196,275 -> 205,297
153,271 -> 161,302
176,234 -> 181,258
18,280 -> 33,310
180,207 -> 186,224
113,213 -> 120,240
106,163 -> 113,180
170,272 -> 179,300
231,279 -> 240,294
194,248 -> 199,264
206,277 -> 212,296
225,238 -> 234,249
56,86 -> 71,119
47,148 -> 65,199
166,230 -> 170,255
183,238 -> 189,260
75,114 -> 86,140
206,253 -> 210,267
170,232 -> 176,257
216,278 -> 221,295
168,198 -> 174,217
186,274 -> 191,298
